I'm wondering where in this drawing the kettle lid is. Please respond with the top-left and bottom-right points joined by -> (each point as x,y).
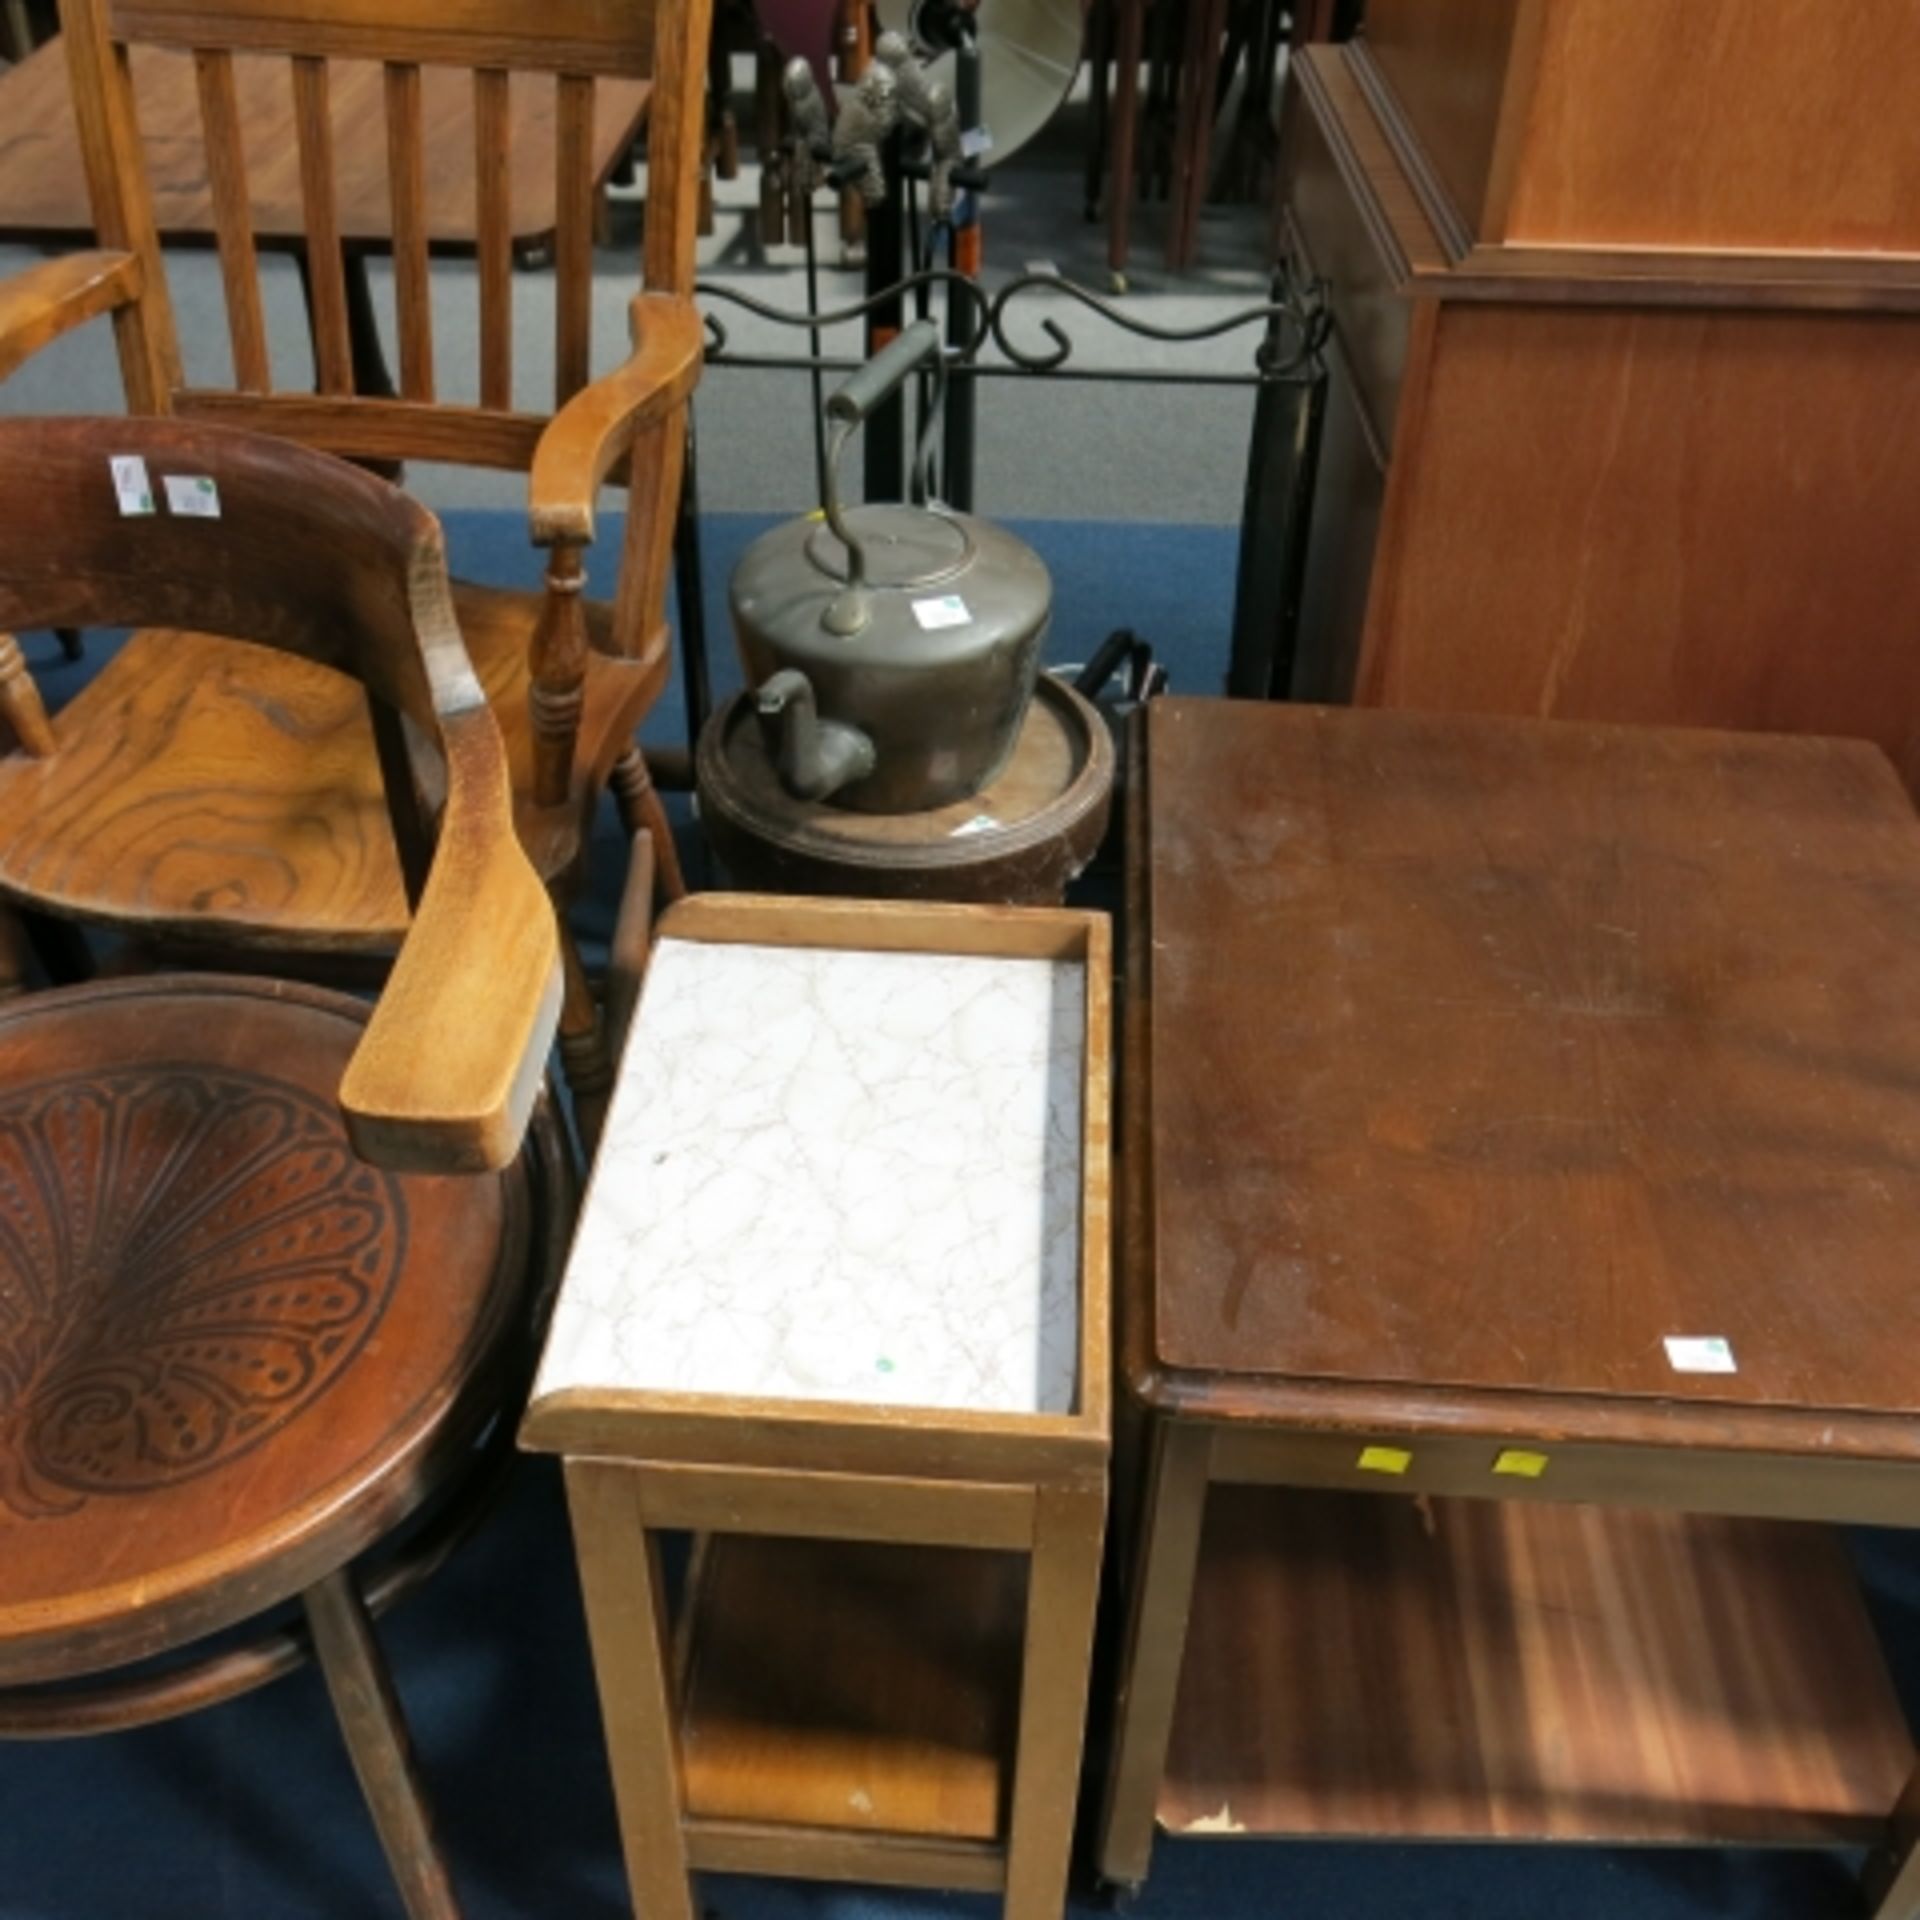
804,503 -> 973,591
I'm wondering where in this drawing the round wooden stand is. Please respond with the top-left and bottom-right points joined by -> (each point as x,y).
696,674 -> 1116,905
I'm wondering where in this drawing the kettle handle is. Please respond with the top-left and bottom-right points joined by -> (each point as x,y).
819,319 -> 944,637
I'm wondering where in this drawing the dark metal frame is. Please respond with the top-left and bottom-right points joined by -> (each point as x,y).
669,253 -> 1329,753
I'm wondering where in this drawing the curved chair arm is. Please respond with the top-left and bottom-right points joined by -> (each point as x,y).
529,292 -> 703,549
341,697 -> 562,1176
0,412 -> 562,1177
0,251 -> 143,383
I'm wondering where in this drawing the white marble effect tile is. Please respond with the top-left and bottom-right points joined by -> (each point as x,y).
533,938 -> 1086,1419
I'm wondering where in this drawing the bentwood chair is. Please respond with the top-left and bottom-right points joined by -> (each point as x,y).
0,416 -> 574,1920
0,0 -> 713,1134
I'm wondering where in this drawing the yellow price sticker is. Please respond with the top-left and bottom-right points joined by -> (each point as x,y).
1493,1448 -> 1550,1479
1356,1445 -> 1413,1476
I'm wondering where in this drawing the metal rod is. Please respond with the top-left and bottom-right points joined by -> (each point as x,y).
672,405 -> 714,752
802,191 -> 829,505
863,129 -> 908,502
943,29 -> 983,511
701,352 -> 1283,389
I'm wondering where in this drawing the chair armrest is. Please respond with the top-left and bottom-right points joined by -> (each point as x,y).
0,250 -> 144,383
529,291 -> 703,549
340,707 -> 563,1175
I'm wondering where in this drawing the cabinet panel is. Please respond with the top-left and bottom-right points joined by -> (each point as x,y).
1357,300 -> 1920,789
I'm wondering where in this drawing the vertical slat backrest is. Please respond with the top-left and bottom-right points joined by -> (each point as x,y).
553,72 -> 596,407
382,60 -> 433,401
192,48 -> 269,390
289,54 -> 353,393
472,66 -> 512,411
62,0 -> 689,456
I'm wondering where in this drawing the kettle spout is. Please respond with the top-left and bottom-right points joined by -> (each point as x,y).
755,669 -> 878,802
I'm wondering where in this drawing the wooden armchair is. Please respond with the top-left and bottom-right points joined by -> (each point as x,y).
0,0 -> 713,1124
0,416 -> 572,1920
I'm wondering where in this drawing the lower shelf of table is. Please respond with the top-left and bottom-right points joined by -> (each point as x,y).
1159,1486 -> 1915,1846
676,1531 -> 1028,1847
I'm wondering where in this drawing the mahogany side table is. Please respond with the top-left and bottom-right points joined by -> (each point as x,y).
523,893 -> 1111,1919
1098,698 -> 1920,1916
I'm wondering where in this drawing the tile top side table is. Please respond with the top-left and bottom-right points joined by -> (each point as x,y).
1097,698 -> 1920,1914
523,894 -> 1112,1920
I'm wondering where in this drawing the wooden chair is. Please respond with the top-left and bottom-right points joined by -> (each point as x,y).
0,0 -> 713,1127
0,415 -> 573,1920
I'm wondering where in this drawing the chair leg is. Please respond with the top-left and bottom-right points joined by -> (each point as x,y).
304,1567 -> 462,1920
611,744 -> 688,902
55,628 -> 83,661
556,917 -> 616,1160
0,904 -> 30,1001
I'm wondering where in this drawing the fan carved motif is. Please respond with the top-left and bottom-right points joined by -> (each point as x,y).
0,1066 -> 405,1520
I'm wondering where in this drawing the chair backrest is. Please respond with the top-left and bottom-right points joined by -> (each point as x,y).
0,415 -> 562,1172
56,0 -> 714,464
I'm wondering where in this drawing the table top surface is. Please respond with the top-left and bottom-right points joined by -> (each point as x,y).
1136,698 -> 1920,1449
532,936 -> 1087,1422
0,40 -> 650,248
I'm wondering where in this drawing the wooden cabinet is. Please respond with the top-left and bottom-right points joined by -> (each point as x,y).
1359,0 -> 1920,256
1283,43 -> 1920,790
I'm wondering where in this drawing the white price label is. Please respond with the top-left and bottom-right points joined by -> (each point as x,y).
960,126 -> 993,159
1664,1335 -> 1737,1375
912,594 -> 972,632
164,474 -> 222,519
110,455 -> 155,517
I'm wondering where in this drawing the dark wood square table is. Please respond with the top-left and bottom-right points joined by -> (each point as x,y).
1098,698 -> 1920,1916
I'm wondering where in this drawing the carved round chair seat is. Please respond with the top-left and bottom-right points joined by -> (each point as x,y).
0,974 -> 560,1697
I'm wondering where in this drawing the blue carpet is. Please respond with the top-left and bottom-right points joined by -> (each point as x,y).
1,513 -> 1911,1920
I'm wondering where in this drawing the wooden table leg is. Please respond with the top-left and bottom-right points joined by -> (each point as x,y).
304,1566 -> 462,1920
0,0 -> 33,62
565,1460 -> 698,1920
556,918 -> 615,1159
1004,1483 -> 1108,1919
1095,1419 -> 1212,1889
1107,0 -> 1145,288
1083,0 -> 1112,224
612,745 -> 688,900
0,904 -> 31,1002
1167,0 -> 1230,271
1865,1760 -> 1920,1919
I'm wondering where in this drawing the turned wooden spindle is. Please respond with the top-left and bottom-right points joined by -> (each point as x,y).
556,923 -> 614,1154
0,632 -> 56,758
529,542 -> 590,808
611,745 -> 687,900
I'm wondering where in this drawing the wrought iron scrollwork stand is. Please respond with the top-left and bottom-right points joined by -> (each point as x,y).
666,258 -> 1330,758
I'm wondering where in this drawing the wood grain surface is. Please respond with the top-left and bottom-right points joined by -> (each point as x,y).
0,415 -> 563,1169
0,583 -> 659,949
1357,0 -> 1920,257
1506,0 -> 1920,256
1353,299 -> 1920,785
1356,0 -> 1529,241
1140,699 -> 1920,1427
108,0 -> 659,76
0,248 -> 142,381
0,39 -> 650,248
1160,1485 -> 1915,1844
677,1533 -> 1027,1843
